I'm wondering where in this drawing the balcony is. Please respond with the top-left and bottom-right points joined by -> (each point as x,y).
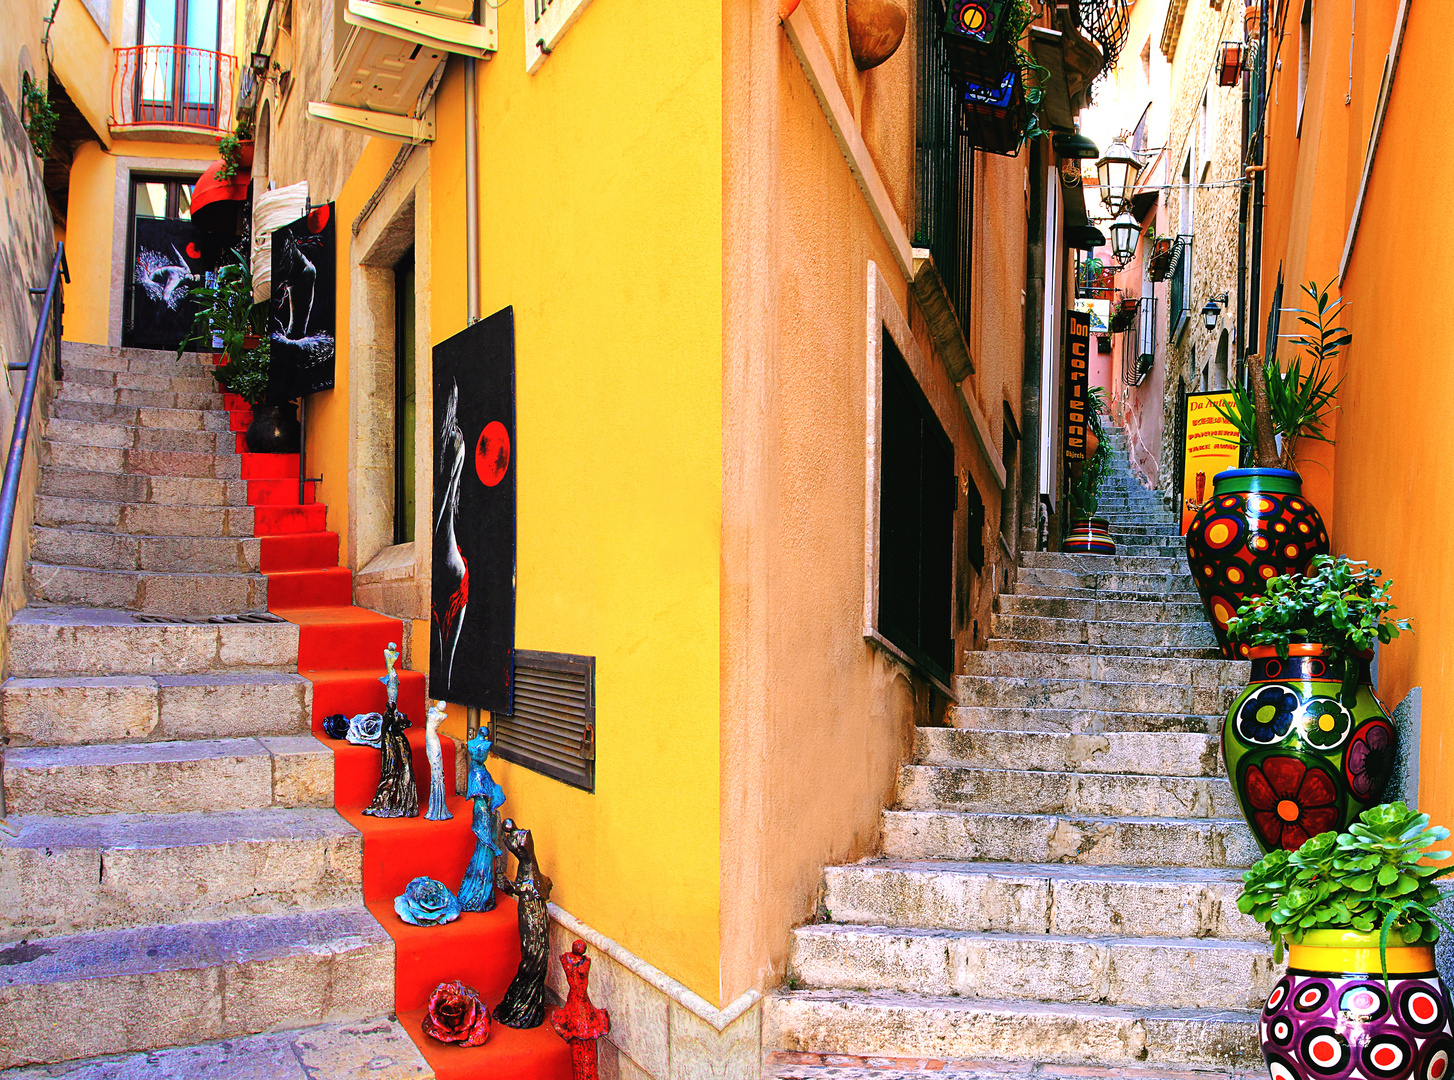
110,46 -> 238,141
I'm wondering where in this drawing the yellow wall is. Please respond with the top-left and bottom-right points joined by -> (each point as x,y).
49,0 -> 113,146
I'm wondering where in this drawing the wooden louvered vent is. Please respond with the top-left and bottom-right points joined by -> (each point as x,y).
492,650 -> 596,792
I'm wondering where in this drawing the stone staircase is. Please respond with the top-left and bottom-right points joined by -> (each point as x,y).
765,426 -> 1270,1077
0,344 -> 425,1075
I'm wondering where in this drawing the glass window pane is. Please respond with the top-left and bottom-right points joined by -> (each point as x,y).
185,0 -> 219,49
141,0 -> 177,46
135,182 -> 168,218
176,184 -> 193,220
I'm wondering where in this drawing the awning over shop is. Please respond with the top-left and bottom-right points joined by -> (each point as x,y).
1029,28 -> 1076,135
1067,225 -> 1106,251
191,157 -> 251,234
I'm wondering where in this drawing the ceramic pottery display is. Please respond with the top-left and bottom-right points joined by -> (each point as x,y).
494,819 -> 553,1029
424,700 -> 452,821
458,725 -> 507,912
1185,468 -> 1329,658
244,402 -> 301,454
394,876 -> 461,927
1261,930 -> 1454,1080
1224,645 -> 1396,854
423,980 -> 492,1047
551,940 -> 611,1080
1064,516 -> 1115,555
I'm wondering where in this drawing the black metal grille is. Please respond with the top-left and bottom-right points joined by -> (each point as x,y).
918,4 -> 975,331
1168,236 -> 1193,341
1124,297 -> 1156,386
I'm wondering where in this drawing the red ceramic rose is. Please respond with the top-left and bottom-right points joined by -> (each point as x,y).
423,980 -> 491,1047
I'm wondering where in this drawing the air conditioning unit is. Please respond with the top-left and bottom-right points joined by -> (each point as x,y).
307,24 -> 445,142
344,0 -> 496,58
371,0 -> 474,18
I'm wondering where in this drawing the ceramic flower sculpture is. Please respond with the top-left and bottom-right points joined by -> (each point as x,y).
394,876 -> 462,927
344,711 -> 383,747
422,980 -> 491,1046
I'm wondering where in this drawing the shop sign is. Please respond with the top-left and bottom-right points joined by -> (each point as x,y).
1062,309 -> 1091,469
1179,391 -> 1242,534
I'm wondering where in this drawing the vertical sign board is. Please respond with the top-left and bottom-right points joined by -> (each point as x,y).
269,203 -> 337,399
429,307 -> 517,713
1062,309 -> 1092,472
1179,391 -> 1242,534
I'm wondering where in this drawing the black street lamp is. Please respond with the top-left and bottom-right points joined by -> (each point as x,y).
1109,213 -> 1142,266
1096,137 -> 1142,215
1202,292 -> 1230,332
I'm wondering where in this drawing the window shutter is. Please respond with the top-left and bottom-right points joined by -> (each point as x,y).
492,650 -> 595,792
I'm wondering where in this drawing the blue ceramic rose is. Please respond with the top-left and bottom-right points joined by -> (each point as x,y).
395,876 -> 462,927
345,711 -> 384,748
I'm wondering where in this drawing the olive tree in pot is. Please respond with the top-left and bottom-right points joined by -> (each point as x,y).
179,251 -> 299,453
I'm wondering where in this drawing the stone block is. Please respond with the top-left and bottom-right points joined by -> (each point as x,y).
262,735 -> 335,807
2,675 -> 159,744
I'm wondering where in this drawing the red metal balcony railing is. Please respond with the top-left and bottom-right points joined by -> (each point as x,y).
111,45 -> 237,134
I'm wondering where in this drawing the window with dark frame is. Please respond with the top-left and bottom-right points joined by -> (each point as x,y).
917,10 -> 976,332
491,651 -> 596,793
393,247 -> 416,545
136,0 -> 224,128
877,334 -> 956,686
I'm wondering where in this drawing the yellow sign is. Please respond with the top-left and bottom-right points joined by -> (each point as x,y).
1180,391 -> 1242,534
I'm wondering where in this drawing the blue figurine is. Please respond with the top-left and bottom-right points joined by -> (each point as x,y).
457,723 -> 507,912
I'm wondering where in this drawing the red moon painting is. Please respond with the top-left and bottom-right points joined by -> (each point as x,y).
475,421 -> 510,487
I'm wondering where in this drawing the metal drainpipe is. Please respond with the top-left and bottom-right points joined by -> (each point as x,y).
1248,4 -> 1269,363
1236,46 -> 1251,389
465,57 -> 480,324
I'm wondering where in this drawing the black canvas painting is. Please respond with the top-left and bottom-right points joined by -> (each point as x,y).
429,307 -> 516,712
129,217 -> 205,350
269,203 -> 336,399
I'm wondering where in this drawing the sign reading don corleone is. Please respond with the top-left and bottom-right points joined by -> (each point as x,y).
525,0 -> 594,73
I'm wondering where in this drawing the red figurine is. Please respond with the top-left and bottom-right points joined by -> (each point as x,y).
550,939 -> 610,1080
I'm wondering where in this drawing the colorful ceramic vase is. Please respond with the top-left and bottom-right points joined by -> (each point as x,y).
1064,516 -> 1115,555
1224,645 -> 1396,854
1261,930 -> 1454,1080
1185,468 -> 1328,658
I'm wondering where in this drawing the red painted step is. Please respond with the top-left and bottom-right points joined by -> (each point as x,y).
247,478 -> 317,505
260,531 -> 339,573
254,504 -> 327,536
275,607 -> 406,672
241,453 -> 301,479
266,566 -> 352,607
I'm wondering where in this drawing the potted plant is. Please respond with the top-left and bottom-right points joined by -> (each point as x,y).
1221,554 -> 1410,854
217,114 -> 255,181
1063,385 -> 1114,554
1240,803 -> 1454,1080
1185,280 -> 1348,657
1108,300 -> 1137,334
178,251 -> 299,453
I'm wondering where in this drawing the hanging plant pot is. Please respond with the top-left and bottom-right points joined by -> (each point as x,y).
246,401 -> 301,454
1063,516 -> 1115,555
958,69 -> 1026,156
1184,468 -> 1329,658
1223,643 -> 1395,855
1260,929 -> 1453,1080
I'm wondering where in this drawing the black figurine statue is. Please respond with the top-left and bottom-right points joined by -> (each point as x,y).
493,819 -> 553,1028
362,703 -> 418,818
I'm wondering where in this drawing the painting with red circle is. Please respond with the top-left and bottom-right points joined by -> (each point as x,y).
475,421 -> 510,487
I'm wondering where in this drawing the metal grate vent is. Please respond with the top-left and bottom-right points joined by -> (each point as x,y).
492,650 -> 595,792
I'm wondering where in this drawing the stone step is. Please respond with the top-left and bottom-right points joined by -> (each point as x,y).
62,368 -> 219,394
0,807 -> 362,941
1103,542 -> 1184,557
30,527 -> 260,573
40,467 -> 247,506
25,563 -> 266,615
953,675 -> 1226,714
3,735 -> 331,815
995,596 -> 1208,623
896,766 -> 1237,819
0,907 -> 393,1069
3,671 -> 311,745
1014,567 -> 1197,594
0,1018 -> 433,1080
881,810 -> 1258,867
788,925 -> 1275,1010
1011,584 -> 1203,604
958,650 -> 1243,688
6,607 -> 297,677
1104,519 -> 1181,530
62,342 -> 216,376
915,729 -> 1221,777
767,1060 -> 1264,1080
35,495 -> 255,537
989,614 -> 1218,649
764,991 -> 1260,1069
1020,552 -> 1189,574
54,381 -> 222,411
947,706 -> 1218,735
820,860 -> 1263,941
45,418 -> 227,454
986,639 -> 1225,660
42,442 -> 242,480
49,399 -> 230,432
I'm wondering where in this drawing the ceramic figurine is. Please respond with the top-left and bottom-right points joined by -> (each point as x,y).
321,713 -> 349,739
345,711 -> 383,747
380,641 -> 400,707
458,724 -> 506,911
362,703 -> 418,818
493,820 -> 553,1029
550,940 -> 610,1080
424,699 -> 452,821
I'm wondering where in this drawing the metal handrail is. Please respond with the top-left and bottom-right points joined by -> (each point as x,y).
0,241 -> 67,827
110,45 -> 238,134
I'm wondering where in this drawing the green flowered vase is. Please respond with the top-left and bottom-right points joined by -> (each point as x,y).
1223,643 -> 1397,854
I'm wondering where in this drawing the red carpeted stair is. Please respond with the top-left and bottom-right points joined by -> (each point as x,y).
230,394 -> 570,1079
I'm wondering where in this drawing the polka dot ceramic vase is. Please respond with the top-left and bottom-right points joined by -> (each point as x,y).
1185,468 -> 1329,659
1224,644 -> 1396,854
1262,930 -> 1454,1080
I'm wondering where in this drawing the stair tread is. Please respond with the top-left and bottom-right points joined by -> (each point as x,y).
3,805 -> 357,851
5,734 -> 311,769
773,988 -> 1258,1021
769,1062 -> 1261,1080
28,562 -> 264,580
888,809 -> 1246,825
831,858 -> 1247,883
794,924 -> 1271,954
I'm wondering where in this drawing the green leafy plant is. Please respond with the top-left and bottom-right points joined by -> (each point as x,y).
214,337 -> 271,405
21,72 -> 57,158
216,113 -> 255,182
1215,280 -> 1350,470
1067,385 -> 1109,519
177,250 -> 273,405
1238,802 -> 1454,983
1002,0 -> 1049,143
1226,554 -> 1411,701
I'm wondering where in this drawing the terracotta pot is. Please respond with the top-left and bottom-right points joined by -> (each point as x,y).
1245,3 -> 1262,42
235,139 -> 255,168
1261,930 -> 1453,1080
1185,468 -> 1328,658
245,401 -> 301,454
1224,644 -> 1395,854
846,0 -> 907,71
1063,516 -> 1115,555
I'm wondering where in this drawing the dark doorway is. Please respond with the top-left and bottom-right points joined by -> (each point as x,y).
394,247 -> 417,544
123,175 -> 203,351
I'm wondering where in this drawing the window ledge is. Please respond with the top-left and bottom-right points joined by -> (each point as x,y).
863,628 -> 957,701
358,541 -> 416,585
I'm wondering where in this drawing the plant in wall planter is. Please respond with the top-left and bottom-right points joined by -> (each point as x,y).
1064,385 -> 1115,555
217,114 -> 255,181
1240,803 -> 1454,1080
1186,280 -> 1348,656
1222,554 -> 1410,854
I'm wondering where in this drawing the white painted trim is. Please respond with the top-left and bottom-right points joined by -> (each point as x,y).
780,6 -> 914,281
306,100 -> 435,143
525,0 -> 594,74
1339,0 -> 1412,282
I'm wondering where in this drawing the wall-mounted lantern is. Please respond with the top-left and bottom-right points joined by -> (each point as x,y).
1202,292 -> 1230,332
1096,137 -> 1142,216
1109,213 -> 1142,266
1054,131 -> 1099,186
1217,42 -> 1246,87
